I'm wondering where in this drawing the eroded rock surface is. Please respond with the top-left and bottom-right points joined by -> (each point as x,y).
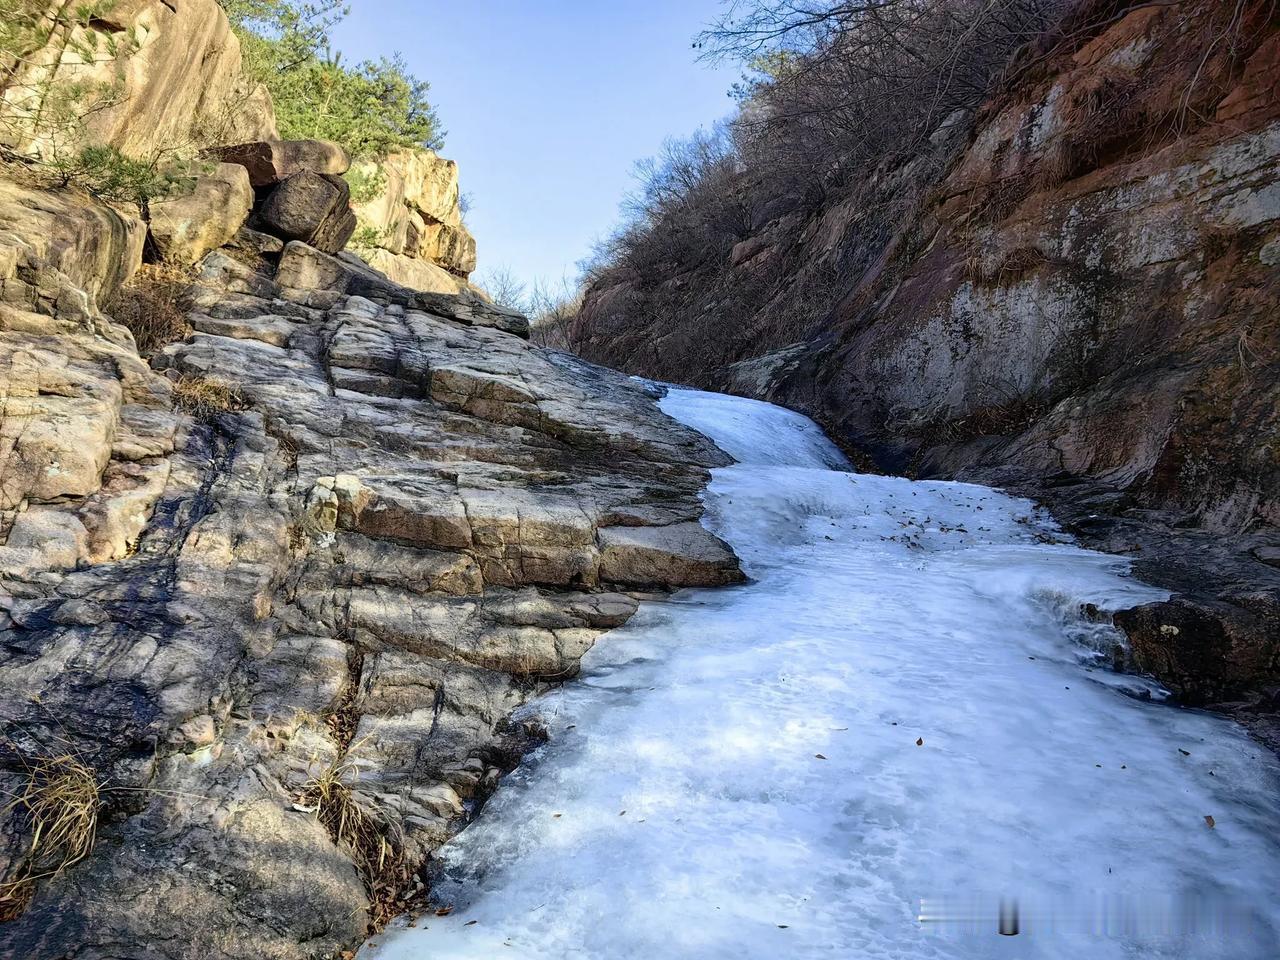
0,187 -> 741,958
1,0 -> 276,159
216,139 -> 352,188
149,163 -> 255,265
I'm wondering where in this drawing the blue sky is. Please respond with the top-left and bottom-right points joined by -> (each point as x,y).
333,0 -> 740,292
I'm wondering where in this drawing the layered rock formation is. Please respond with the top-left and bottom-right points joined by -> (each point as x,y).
350,149 -> 479,295
0,174 -> 740,957
570,0 -> 1280,727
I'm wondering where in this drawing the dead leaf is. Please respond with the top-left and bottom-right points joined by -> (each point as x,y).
1179,748 -> 1191,756
1204,815 -> 1216,828
553,813 -> 562,818
464,920 -> 479,926
916,738 -> 924,746
814,754 -> 827,760
435,906 -> 454,917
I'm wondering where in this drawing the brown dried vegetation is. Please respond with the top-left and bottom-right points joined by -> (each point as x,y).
104,263 -> 194,357
170,374 -> 248,420
0,750 -> 102,921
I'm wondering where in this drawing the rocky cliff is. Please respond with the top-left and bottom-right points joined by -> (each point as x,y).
2,0 -> 475,294
0,5 -> 742,956
570,0 -> 1280,728
2,0 -> 277,160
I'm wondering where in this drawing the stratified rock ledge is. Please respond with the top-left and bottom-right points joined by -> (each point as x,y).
0,182 -> 742,959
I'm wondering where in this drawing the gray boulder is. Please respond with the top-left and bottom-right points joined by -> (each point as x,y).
255,171 -> 357,254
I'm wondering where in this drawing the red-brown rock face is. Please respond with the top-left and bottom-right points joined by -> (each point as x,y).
570,0 -> 1280,710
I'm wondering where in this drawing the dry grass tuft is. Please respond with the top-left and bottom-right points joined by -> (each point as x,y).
171,375 -> 248,421
303,750 -> 413,930
957,170 -> 1036,225
0,752 -> 102,919
105,263 -> 194,357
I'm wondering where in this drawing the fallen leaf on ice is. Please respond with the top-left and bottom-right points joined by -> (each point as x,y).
1204,815 -> 1216,828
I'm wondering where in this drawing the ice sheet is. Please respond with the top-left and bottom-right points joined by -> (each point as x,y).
363,388 -> 1280,960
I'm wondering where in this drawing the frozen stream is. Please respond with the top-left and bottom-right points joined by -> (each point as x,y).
364,388 -> 1280,959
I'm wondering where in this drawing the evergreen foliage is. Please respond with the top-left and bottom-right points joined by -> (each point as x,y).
221,0 -> 444,158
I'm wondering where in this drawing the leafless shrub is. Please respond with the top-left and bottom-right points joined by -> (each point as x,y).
586,125 -> 748,283
474,264 -> 527,311
528,278 -> 584,350
707,0 -> 1068,202
572,0 -> 1070,384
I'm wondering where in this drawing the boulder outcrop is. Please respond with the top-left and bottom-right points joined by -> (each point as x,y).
350,148 -> 478,293
362,247 -> 469,296
185,139 -> 360,261
215,139 -> 352,188
148,163 -> 255,265
0,174 -> 740,958
0,178 -> 145,315
255,170 -> 358,254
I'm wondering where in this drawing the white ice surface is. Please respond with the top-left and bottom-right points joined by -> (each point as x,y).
363,388 -> 1280,960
